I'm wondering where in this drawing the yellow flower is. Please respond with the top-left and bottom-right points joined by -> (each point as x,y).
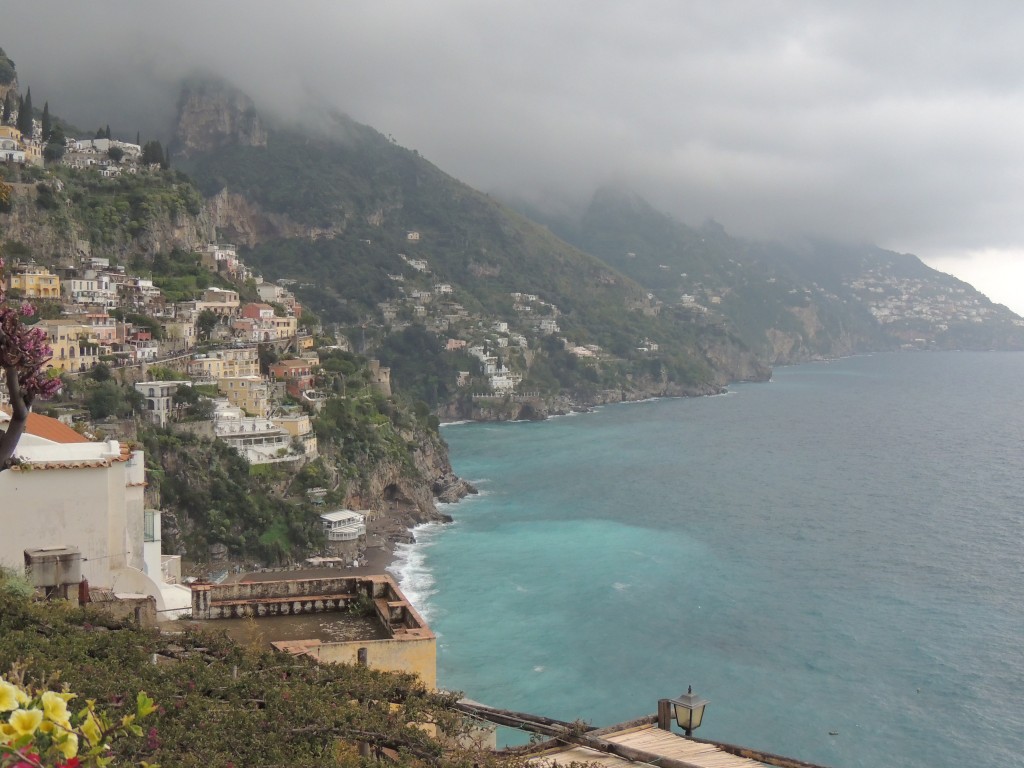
56,731 -> 79,760
8,707 -> 44,736
0,722 -> 15,744
42,690 -> 71,727
0,680 -> 22,712
81,711 -> 103,746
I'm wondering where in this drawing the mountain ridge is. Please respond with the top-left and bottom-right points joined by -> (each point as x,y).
510,185 -> 1024,361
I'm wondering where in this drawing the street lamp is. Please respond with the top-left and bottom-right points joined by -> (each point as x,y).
657,686 -> 709,737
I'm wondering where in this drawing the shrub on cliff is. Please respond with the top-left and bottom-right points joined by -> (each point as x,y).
0,571 -> 511,768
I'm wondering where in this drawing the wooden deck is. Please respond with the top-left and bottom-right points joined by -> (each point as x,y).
532,724 -> 769,768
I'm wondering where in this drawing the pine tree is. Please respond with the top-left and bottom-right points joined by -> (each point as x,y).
135,130 -> 140,146
41,101 -> 51,142
17,87 -> 32,137
105,123 -> 111,139
141,139 -> 164,165
1,92 -> 13,123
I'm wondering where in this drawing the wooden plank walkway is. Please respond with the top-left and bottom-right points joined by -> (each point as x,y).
532,724 -> 768,768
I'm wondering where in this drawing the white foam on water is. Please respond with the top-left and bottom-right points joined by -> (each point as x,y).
388,521 -> 446,622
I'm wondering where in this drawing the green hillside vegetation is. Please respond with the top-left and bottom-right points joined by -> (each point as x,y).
3,162 -> 205,250
140,246 -> 241,303
57,168 -> 204,245
532,189 -> 852,358
0,48 -> 15,85
528,187 -> 1024,359
179,109 -> 758,402
139,427 -> 324,563
0,572 -> 507,768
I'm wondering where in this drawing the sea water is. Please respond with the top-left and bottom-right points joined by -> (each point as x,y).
390,352 -> 1024,768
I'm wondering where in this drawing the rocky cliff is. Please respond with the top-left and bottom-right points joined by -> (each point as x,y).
341,424 -> 473,522
174,80 -> 267,157
207,188 -> 343,248
0,180 -> 215,263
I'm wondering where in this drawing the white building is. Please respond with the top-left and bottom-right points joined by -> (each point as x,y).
538,318 -> 560,335
319,509 -> 366,562
212,403 -> 298,465
135,380 -> 191,428
489,370 -> 522,394
0,411 -> 190,615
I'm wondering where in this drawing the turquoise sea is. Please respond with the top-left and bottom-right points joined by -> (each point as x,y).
391,352 -> 1024,768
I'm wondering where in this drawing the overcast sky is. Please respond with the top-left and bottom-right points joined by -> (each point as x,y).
7,1 -> 1024,313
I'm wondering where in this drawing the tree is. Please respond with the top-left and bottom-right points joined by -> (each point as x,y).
0,48 -> 15,86
89,362 -> 112,382
197,308 -> 218,340
0,258 -> 61,470
16,87 -> 31,137
107,145 -> 124,162
43,124 -> 65,162
40,100 -> 50,142
141,139 -> 164,166
1,92 -> 14,123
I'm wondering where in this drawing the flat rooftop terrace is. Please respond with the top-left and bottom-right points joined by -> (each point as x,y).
189,612 -> 389,647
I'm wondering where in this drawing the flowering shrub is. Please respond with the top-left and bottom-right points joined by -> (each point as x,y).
0,674 -> 156,768
0,256 -> 62,470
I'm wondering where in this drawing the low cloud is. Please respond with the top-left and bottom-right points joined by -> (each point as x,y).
6,2 -> 1024,310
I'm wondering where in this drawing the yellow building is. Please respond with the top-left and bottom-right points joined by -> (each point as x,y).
40,320 -> 101,373
272,413 -> 317,458
218,375 -> 271,417
189,347 -> 259,379
194,287 -> 240,316
272,315 -> 298,338
8,266 -> 61,299
24,142 -> 43,167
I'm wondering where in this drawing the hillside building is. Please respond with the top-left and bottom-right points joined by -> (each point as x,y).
6,264 -> 60,299
135,380 -> 191,428
190,346 -> 259,380
0,411 -> 190,615
217,375 -> 272,418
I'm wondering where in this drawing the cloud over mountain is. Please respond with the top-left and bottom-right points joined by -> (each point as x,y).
7,2 -> 1024,311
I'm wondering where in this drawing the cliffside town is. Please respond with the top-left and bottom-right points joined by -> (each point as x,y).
3,64 -> 1024,597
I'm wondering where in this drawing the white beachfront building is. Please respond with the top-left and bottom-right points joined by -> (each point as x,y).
319,509 -> 367,563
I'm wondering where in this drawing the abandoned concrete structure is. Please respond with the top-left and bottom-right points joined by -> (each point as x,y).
190,575 -> 436,688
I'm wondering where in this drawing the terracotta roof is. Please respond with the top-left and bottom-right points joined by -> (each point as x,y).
0,408 -> 90,444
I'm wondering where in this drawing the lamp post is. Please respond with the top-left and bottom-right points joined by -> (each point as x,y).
657,686 -> 709,737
